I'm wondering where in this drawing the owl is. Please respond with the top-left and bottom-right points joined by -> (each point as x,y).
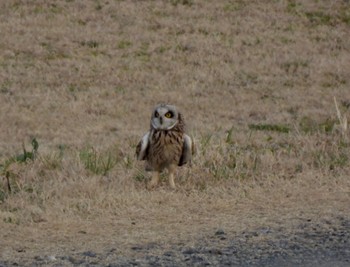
136,104 -> 194,189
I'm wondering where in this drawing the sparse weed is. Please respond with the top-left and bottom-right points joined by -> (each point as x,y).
0,139 -> 39,194
114,86 -> 126,94
117,40 -> 132,49
225,127 -> 235,145
208,161 -> 230,180
286,0 -> 301,15
334,97 -> 348,139
1,80 -> 13,94
223,1 -> 244,12
3,215 -> 20,225
81,40 -> 99,48
199,134 -> 212,156
34,4 -> 63,15
79,147 -> 119,176
321,72 -> 347,88
155,46 -> 170,54
133,169 -> 147,183
41,152 -> 62,170
312,142 -> 349,171
123,155 -> 134,169
299,117 -> 336,134
305,11 -> 332,26
95,1 -> 103,11
236,71 -> 258,86
171,0 -> 193,7
0,183 -> 7,202
249,124 -> 290,133
281,60 -> 309,74
340,10 -> 350,25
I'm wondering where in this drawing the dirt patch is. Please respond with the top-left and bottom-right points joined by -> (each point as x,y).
1,215 -> 349,266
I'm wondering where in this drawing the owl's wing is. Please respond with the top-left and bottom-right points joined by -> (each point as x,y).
179,134 -> 195,166
136,132 -> 150,160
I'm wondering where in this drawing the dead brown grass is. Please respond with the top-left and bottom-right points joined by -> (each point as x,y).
1,0 -> 350,263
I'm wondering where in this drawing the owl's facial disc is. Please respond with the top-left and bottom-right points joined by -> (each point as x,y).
151,105 -> 178,130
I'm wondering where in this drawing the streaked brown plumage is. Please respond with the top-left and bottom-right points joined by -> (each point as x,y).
136,104 -> 194,188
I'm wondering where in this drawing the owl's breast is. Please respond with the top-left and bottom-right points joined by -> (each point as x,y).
148,130 -> 184,170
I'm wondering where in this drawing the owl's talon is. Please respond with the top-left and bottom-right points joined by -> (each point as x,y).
147,172 -> 159,189
147,181 -> 158,189
169,170 -> 176,189
169,182 -> 176,189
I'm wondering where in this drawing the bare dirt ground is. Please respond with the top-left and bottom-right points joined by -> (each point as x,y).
0,0 -> 350,266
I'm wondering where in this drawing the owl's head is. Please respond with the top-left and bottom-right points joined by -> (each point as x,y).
151,104 -> 180,131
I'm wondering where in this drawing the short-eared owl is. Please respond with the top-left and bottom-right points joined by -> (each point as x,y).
136,104 -> 194,189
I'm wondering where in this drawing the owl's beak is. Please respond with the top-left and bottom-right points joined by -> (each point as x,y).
159,117 -> 163,125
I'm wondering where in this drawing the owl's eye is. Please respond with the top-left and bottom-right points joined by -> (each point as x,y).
154,111 -> 159,117
165,112 -> 173,118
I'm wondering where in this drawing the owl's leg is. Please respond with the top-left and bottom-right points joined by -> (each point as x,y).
148,171 -> 160,188
168,165 -> 176,189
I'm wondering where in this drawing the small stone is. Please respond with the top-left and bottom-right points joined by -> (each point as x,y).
208,248 -> 223,255
108,248 -> 117,254
163,251 -> 173,257
82,251 -> 97,257
68,256 -> 84,265
259,227 -> 271,234
182,247 -> 199,255
33,256 -> 43,261
215,229 -> 226,236
47,255 -> 57,261
131,245 -> 143,251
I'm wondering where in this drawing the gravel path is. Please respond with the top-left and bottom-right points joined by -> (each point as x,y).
1,216 -> 349,267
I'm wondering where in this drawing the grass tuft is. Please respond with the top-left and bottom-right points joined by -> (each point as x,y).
81,40 -> 99,48
79,147 -> 119,176
305,11 -> 332,26
117,40 -> 133,49
299,117 -> 336,134
248,124 -> 290,133
171,0 -> 193,7
334,96 -> 348,138
0,138 -> 39,200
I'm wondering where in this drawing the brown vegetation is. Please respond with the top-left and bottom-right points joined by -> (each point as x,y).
0,0 -> 349,264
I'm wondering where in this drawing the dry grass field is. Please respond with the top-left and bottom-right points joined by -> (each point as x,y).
0,0 -> 350,265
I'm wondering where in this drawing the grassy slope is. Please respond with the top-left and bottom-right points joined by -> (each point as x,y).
0,0 -> 350,263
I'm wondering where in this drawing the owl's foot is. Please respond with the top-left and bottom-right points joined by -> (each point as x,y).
169,172 -> 176,189
148,172 -> 159,189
